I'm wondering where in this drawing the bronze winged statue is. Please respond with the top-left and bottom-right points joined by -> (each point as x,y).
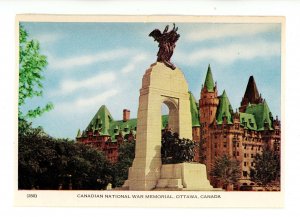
149,23 -> 180,70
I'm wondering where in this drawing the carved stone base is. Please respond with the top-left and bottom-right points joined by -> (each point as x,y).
156,163 -> 214,191
122,162 -> 216,191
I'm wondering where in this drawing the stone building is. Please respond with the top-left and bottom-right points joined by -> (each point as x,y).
76,64 -> 280,189
199,65 -> 281,189
76,106 -> 137,163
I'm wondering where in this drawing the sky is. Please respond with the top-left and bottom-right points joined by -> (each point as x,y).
20,21 -> 282,139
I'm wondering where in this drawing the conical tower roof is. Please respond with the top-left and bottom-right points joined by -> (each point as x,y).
85,105 -> 113,136
204,64 -> 215,92
216,90 -> 233,124
242,76 -> 262,105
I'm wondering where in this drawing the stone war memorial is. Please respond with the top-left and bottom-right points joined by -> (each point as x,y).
123,24 -> 214,191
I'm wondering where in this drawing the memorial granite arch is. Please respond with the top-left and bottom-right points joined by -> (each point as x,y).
123,62 -> 213,190
122,25 -> 213,191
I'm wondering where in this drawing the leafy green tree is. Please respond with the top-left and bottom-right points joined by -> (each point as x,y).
250,147 -> 280,188
19,24 -> 53,121
112,141 -> 135,187
161,130 -> 198,164
210,154 -> 241,190
18,125 -> 113,190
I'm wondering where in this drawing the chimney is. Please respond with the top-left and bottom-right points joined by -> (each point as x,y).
123,109 -> 130,122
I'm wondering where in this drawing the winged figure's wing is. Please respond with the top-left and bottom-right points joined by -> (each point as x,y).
149,29 -> 162,41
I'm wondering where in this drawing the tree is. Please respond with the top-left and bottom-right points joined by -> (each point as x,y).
161,130 -> 198,164
210,154 -> 241,190
18,125 -> 113,190
112,141 -> 135,187
19,24 -> 53,122
250,147 -> 280,189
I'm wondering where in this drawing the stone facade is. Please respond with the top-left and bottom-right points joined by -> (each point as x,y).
197,66 -> 281,190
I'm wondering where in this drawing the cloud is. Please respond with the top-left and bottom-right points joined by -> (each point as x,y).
50,72 -> 116,96
49,50 -> 151,98
32,33 -> 65,44
175,40 -> 280,65
121,53 -> 149,74
185,24 -> 278,42
49,48 -> 133,70
55,89 -> 119,114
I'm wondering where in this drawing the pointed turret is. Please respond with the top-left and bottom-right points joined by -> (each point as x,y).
216,90 -> 234,124
200,64 -> 219,125
203,64 -> 215,92
240,76 -> 263,112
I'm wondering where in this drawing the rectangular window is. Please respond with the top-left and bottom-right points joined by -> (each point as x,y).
237,151 -> 239,156
244,153 -> 247,158
224,143 -> 227,148
244,145 -> 247,149
251,154 -> 254,158
243,171 -> 248,177
251,162 -> 254,166
244,162 -> 247,166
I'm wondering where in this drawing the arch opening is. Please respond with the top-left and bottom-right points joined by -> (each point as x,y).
161,96 -> 179,134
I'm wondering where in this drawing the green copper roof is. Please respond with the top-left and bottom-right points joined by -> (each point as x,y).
79,91 -> 202,140
85,105 -> 113,136
216,90 -> 233,124
244,100 -> 274,131
240,113 -> 257,131
204,64 -> 215,92
189,91 -> 200,127
108,118 -> 137,141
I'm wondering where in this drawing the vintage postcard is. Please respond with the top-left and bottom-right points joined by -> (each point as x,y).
15,15 -> 284,207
